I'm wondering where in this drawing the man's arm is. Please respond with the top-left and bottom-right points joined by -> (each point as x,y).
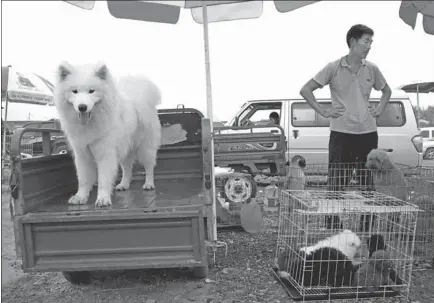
300,62 -> 344,119
378,83 -> 392,111
371,64 -> 391,116
300,79 -> 328,117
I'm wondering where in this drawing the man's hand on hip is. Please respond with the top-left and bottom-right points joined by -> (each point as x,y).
369,105 -> 384,118
321,106 -> 346,119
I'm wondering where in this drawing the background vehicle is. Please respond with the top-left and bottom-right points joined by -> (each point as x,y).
227,95 -> 423,171
420,127 -> 434,160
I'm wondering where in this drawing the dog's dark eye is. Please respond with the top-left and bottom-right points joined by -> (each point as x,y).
72,90 -> 78,94
89,89 -> 95,94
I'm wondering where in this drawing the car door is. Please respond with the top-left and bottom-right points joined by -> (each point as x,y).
286,100 -> 330,166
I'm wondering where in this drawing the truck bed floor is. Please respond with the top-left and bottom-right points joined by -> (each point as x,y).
32,178 -> 205,213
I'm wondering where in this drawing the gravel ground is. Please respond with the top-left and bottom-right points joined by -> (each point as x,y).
1,186 -> 433,303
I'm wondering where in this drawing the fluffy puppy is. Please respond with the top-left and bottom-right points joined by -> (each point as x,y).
366,149 -> 407,201
278,230 -> 362,287
53,62 -> 162,207
299,229 -> 361,259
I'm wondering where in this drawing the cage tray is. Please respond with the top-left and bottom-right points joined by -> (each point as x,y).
270,267 -> 400,301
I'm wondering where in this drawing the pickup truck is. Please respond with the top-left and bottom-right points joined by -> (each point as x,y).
8,108 -> 215,284
213,124 -> 287,176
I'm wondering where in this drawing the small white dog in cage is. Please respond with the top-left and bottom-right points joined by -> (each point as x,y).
299,229 -> 361,257
284,155 -> 306,191
278,229 -> 362,287
366,149 -> 407,201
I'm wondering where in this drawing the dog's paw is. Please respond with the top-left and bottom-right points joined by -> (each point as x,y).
95,196 -> 112,207
68,195 -> 88,205
142,182 -> 155,190
115,183 -> 130,191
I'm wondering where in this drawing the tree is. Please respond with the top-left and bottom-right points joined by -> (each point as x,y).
413,105 -> 434,126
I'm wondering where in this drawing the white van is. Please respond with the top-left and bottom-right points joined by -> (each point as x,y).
419,127 -> 434,160
227,96 -> 423,169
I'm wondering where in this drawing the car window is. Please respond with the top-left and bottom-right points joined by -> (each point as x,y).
292,101 -> 406,127
420,130 -> 429,138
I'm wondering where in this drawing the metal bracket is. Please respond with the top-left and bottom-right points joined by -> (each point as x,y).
205,239 -> 228,265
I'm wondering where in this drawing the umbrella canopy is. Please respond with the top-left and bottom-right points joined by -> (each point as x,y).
1,65 -> 55,106
399,1 -> 434,35
65,0 -> 320,24
398,81 -> 434,94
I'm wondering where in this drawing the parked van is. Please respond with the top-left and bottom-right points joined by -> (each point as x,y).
419,127 -> 434,160
226,95 -> 423,169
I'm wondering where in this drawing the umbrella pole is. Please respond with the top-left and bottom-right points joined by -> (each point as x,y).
416,84 -> 420,128
2,97 -> 9,159
202,2 -> 217,243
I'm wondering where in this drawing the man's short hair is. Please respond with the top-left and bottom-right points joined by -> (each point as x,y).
269,112 -> 279,120
346,24 -> 374,48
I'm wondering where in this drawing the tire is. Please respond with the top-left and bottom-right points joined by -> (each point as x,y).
62,271 -> 92,285
425,148 -> 434,160
192,266 -> 209,279
222,174 -> 257,204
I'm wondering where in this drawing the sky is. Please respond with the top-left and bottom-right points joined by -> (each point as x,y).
1,0 -> 433,122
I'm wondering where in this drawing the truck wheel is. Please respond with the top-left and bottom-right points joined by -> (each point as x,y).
62,271 -> 92,285
425,148 -> 434,160
223,175 -> 257,204
192,266 -> 209,279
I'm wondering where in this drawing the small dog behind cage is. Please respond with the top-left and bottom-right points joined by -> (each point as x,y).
284,155 -> 306,191
366,149 -> 408,201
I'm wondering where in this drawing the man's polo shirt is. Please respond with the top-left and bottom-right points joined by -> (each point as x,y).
313,56 -> 387,134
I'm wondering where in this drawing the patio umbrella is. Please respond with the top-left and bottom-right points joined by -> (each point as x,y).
399,1 -> 434,35
62,0 -> 321,244
1,65 -> 56,158
398,80 -> 434,128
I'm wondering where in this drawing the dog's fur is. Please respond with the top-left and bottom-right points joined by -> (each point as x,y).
299,229 -> 361,259
285,155 -> 307,191
352,249 -> 402,292
278,230 -> 362,287
53,62 -> 161,207
366,149 -> 407,201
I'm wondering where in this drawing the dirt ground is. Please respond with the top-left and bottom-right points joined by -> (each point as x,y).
1,187 -> 434,303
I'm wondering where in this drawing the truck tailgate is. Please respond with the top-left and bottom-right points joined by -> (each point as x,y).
17,207 -> 206,272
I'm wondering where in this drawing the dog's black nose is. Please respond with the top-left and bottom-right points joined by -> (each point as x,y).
78,104 -> 87,112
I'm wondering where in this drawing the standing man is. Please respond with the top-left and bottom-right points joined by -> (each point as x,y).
299,24 -> 392,191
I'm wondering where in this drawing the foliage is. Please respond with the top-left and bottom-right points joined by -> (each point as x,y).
413,105 -> 434,127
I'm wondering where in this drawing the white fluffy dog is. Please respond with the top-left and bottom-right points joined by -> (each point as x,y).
53,62 -> 161,207
366,149 -> 407,201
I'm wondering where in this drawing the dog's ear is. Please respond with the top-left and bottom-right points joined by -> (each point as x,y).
298,156 -> 306,169
95,62 -> 108,80
58,62 -> 72,82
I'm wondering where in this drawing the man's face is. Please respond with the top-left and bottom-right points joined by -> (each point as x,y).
351,34 -> 373,59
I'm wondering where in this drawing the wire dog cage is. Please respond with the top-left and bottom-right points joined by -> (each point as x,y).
280,162 -> 434,261
272,160 -> 433,301
274,189 -> 419,302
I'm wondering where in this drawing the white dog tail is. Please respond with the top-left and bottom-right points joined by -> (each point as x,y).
117,74 -> 162,108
